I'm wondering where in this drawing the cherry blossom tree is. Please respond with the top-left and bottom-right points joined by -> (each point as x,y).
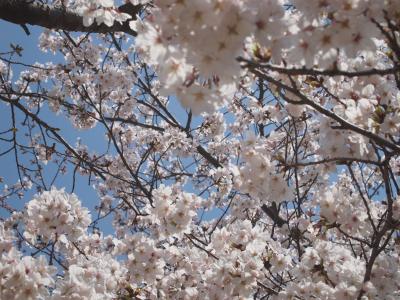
1,0 -> 400,299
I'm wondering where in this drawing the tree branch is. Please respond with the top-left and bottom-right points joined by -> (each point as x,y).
238,57 -> 400,78
0,0 -> 140,36
261,203 -> 286,227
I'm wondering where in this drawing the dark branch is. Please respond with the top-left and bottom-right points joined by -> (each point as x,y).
0,0 -> 140,36
238,57 -> 400,78
261,203 -> 286,227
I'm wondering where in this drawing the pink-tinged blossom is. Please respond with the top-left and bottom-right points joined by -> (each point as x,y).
0,248 -> 56,300
23,188 -> 91,244
151,185 -> 199,238
1,0 -> 400,299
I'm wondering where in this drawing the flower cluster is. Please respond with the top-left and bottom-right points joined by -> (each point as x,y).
0,224 -> 14,254
51,254 -> 126,300
151,185 -> 199,237
233,134 -> 293,206
23,188 -> 91,244
1,0 -> 400,299
117,234 -> 165,287
277,240 -> 366,300
0,248 -> 56,300
76,0 -> 132,27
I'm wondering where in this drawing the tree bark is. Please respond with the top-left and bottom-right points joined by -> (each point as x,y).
0,0 -> 140,36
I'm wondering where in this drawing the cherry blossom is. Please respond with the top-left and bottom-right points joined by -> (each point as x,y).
0,0 -> 400,299
23,188 -> 91,244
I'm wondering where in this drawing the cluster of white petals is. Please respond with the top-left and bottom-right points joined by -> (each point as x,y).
233,133 -> 293,205
151,185 -> 199,237
0,248 -> 56,300
76,0 -> 132,27
277,240 -> 366,300
1,0 -> 400,299
23,188 -> 91,244
117,234 -> 165,287
52,254 -> 126,300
